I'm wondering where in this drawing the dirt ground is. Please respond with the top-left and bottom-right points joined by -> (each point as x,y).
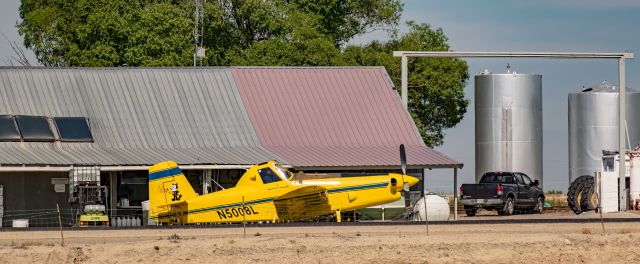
0,222 -> 639,264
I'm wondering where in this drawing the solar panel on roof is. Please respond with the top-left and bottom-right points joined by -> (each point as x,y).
0,115 -> 21,141
53,117 -> 93,142
15,115 -> 55,142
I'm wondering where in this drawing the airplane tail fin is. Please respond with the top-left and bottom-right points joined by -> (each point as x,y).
148,161 -> 197,220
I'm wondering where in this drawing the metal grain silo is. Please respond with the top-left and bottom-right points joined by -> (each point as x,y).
568,81 -> 640,184
475,70 -> 543,187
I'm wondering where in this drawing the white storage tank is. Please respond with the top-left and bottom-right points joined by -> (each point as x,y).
475,69 -> 543,187
412,194 -> 450,221
568,81 -> 640,184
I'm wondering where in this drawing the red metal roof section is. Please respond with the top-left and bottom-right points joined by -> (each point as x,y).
232,67 -> 461,168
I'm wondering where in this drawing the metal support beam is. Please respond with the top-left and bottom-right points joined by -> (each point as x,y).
401,55 -> 408,109
109,172 -> 118,218
453,168 -> 458,221
394,50 -> 634,212
619,58 -> 626,211
0,164 -> 255,172
203,169 -> 212,194
393,51 -> 634,59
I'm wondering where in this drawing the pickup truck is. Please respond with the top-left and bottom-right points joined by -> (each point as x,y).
460,172 -> 544,216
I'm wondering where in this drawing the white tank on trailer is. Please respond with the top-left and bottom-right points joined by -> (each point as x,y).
412,194 -> 450,221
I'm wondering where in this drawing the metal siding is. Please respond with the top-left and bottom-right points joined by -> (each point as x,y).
232,67 -> 460,168
0,68 -> 281,166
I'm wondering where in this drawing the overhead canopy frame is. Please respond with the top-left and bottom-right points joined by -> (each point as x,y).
394,50 -> 634,214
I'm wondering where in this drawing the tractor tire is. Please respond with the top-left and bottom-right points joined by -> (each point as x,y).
580,180 -> 597,211
567,175 -> 595,214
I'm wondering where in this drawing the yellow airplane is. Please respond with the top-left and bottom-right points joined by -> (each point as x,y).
148,148 -> 419,224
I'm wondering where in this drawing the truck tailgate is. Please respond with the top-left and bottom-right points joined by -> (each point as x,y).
462,183 -> 499,199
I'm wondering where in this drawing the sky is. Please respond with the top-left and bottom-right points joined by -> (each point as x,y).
1,1 -> 639,193
384,0 -> 640,193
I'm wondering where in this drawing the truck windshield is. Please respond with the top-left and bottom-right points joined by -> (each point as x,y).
480,173 -> 516,184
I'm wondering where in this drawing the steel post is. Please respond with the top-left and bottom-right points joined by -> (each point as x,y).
401,55 -> 408,109
619,58 -> 626,211
454,168 -> 458,220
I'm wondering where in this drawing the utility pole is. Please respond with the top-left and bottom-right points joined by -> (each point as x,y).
193,0 -> 200,67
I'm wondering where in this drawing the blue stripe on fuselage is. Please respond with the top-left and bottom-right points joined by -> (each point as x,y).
149,167 -> 182,181
150,197 -> 274,219
327,182 -> 388,194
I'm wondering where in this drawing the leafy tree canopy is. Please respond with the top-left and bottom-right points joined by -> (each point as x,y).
18,0 -> 468,147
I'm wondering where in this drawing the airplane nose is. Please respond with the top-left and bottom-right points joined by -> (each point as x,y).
404,175 -> 419,187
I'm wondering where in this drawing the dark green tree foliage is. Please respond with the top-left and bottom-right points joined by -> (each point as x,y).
18,0 -> 468,147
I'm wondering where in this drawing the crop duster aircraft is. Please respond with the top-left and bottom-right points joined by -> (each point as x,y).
148,145 -> 419,224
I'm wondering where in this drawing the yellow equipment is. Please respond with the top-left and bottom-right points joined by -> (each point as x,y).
148,161 -> 418,224
79,204 -> 109,226
74,185 -> 110,227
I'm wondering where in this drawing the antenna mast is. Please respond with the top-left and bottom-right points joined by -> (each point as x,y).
193,0 -> 206,67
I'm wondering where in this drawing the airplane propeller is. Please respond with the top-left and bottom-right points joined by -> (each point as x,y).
400,144 -> 428,233
399,144 -> 413,212
399,144 -> 410,192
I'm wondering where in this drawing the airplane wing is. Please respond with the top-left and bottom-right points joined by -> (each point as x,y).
273,185 -> 332,221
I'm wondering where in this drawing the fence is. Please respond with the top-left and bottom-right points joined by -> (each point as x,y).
0,208 -> 143,228
0,195 -> 575,228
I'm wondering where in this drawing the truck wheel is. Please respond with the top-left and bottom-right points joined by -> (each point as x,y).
534,197 -> 544,214
465,208 -> 477,217
500,197 -> 514,216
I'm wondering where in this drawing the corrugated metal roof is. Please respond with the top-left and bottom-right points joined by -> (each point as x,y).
0,68 -> 281,166
232,67 -> 461,168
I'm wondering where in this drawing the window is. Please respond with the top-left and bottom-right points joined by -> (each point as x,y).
514,174 -> 523,184
15,115 -> 54,142
520,174 -> 531,185
480,172 -> 515,184
603,157 -> 615,172
258,168 -> 282,184
53,117 -> 93,142
0,115 -> 21,141
272,164 -> 292,180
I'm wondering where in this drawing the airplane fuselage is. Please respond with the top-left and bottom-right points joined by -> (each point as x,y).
149,161 -> 418,224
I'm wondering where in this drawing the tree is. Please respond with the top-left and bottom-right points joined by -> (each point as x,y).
290,0 -> 403,47
18,0 -> 195,66
17,0 -> 467,147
